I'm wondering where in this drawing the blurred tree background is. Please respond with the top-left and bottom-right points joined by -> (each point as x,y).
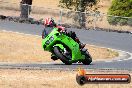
107,0 -> 132,26
59,0 -> 100,27
59,0 -> 99,12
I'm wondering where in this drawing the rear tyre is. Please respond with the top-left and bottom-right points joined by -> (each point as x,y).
53,47 -> 72,65
82,51 -> 92,65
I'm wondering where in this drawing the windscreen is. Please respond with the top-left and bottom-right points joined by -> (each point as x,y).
43,27 -> 53,37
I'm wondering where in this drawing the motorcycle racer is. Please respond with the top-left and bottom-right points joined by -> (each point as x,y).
42,18 -> 85,49
41,18 -> 92,64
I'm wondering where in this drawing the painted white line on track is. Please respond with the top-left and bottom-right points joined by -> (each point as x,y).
86,44 -> 132,63
1,30 -> 41,38
104,61 -> 113,62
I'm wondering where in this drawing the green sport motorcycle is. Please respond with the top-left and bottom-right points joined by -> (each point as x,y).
42,27 -> 92,65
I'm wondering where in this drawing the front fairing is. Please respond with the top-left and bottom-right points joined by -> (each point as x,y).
42,28 -> 59,51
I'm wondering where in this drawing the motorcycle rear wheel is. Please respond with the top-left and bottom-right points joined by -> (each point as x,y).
82,50 -> 92,65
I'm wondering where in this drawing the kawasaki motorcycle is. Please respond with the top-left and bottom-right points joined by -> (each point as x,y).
42,27 -> 92,65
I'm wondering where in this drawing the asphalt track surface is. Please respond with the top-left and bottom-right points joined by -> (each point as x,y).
0,20 -> 132,70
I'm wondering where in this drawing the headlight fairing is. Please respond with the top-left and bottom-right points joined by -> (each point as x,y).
45,36 -> 54,45
45,40 -> 50,45
49,36 -> 54,42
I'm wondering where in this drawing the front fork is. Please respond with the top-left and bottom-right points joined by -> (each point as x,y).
51,44 -> 65,61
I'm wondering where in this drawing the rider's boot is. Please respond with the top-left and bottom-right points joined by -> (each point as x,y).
79,42 -> 86,49
75,38 -> 86,49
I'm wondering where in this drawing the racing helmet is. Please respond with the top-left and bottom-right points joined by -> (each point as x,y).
44,18 -> 56,27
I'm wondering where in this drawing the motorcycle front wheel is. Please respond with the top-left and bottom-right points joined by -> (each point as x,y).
53,46 -> 72,65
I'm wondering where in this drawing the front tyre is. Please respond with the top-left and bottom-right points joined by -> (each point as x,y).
82,51 -> 92,65
53,47 -> 72,65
